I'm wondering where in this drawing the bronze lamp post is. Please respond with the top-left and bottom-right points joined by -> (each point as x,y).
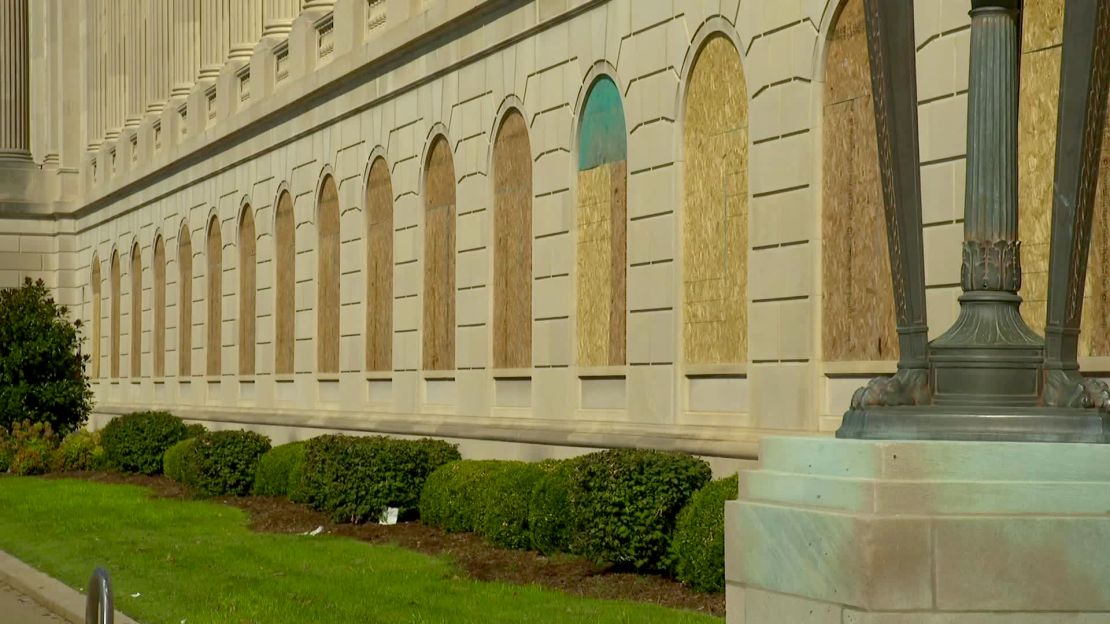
838,0 -> 1110,442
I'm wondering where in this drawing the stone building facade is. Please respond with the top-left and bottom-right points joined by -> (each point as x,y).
0,0 -> 1102,471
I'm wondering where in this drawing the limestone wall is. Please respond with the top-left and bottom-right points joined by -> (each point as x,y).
4,0 -> 1100,459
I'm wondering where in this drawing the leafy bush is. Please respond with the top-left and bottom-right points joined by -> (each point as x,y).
101,411 -> 189,475
8,420 -> 60,476
252,441 -> 306,497
188,430 -> 271,496
0,429 -> 12,473
185,423 -> 207,438
668,474 -> 738,592
0,278 -> 93,435
299,435 -> 461,523
162,437 -> 197,484
419,460 -> 501,533
51,429 -> 105,472
528,459 -> 577,555
476,462 -> 546,549
567,449 -> 711,571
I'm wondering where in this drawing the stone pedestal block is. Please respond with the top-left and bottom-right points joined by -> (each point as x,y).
726,436 -> 1110,623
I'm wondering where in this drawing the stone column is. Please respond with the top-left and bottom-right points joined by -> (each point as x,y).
123,0 -> 143,127
262,0 -> 299,36
87,0 -> 101,151
145,0 -> 168,114
0,0 -> 31,162
198,0 -> 226,80
105,0 -> 121,139
229,0 -> 263,61
171,0 -> 199,98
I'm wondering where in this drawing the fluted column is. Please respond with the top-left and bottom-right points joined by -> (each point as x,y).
229,0 -> 263,61
263,0 -> 299,36
146,0 -> 169,113
198,0 -> 227,80
123,0 -> 143,127
0,0 -> 31,162
105,0 -> 120,139
87,0 -> 102,150
171,0 -> 200,98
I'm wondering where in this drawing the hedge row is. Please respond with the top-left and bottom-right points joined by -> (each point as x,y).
420,449 -> 719,575
74,410 -> 736,593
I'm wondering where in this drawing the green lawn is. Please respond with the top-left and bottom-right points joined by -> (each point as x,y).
0,478 -> 719,623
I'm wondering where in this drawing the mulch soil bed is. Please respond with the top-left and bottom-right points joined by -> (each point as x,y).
45,472 -> 724,617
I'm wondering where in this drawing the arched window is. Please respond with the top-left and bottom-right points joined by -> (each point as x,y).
821,0 -> 896,361
179,224 -> 193,376
492,109 -> 532,369
239,205 -> 256,375
90,255 -> 102,378
317,175 -> 340,373
274,190 -> 295,374
110,250 -> 121,378
423,136 -> 456,371
130,242 -> 142,378
365,158 -> 393,372
576,75 -> 627,367
206,215 -> 222,376
683,35 -> 748,365
153,235 -> 166,377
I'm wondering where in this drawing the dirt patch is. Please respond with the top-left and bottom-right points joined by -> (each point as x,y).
50,473 -> 725,617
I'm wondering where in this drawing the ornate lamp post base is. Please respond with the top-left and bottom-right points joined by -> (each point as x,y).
838,406 -> 1110,443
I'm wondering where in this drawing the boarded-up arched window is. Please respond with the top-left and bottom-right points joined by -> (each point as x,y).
576,75 -> 627,367
1016,0 -> 1110,355
239,205 -> 256,375
153,235 -> 166,377
683,35 -> 748,365
365,158 -> 393,372
318,175 -> 340,373
90,255 -> 102,378
206,215 -> 222,376
424,136 -> 456,371
110,250 -> 121,378
274,190 -> 295,374
493,110 -> 532,369
130,242 -> 142,377
179,225 -> 192,376
821,0 -> 896,361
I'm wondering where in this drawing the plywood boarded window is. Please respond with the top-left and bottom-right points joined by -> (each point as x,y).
274,190 -> 295,374
239,205 -> 256,375
576,75 -> 627,367
90,255 -> 102,378
206,216 -> 222,376
683,35 -> 748,365
110,250 -> 120,378
492,110 -> 533,370
153,236 -> 166,377
821,0 -> 897,362
365,158 -> 393,372
130,242 -> 142,378
318,175 -> 340,373
423,136 -> 456,371
1016,0 -> 1110,355
179,225 -> 192,376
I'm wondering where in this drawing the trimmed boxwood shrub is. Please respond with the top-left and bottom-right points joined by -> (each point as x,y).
252,441 -> 306,497
421,459 -> 547,550
299,435 -> 460,523
668,474 -> 738,592
567,448 -> 711,571
527,459 -> 578,555
185,423 -> 207,438
101,411 -> 189,475
162,437 -> 197,485
477,461 -> 546,549
419,460 -> 499,533
188,430 -> 271,496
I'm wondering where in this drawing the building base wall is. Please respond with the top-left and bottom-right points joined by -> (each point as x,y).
725,436 -> 1110,623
